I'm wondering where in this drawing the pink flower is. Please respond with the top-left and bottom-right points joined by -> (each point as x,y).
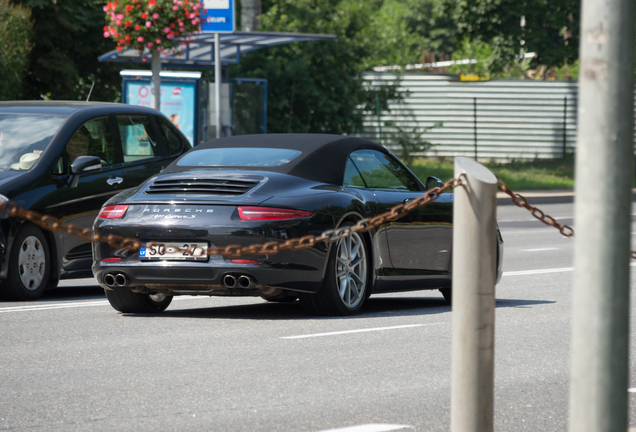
156,38 -> 162,43
103,5 -> 108,11
137,36 -> 144,42
147,42 -> 154,47
167,33 -> 174,40
116,20 -> 121,25
116,14 -> 124,19
103,31 -> 110,38
145,21 -> 152,27
172,5 -> 178,10
153,13 -> 159,19
179,21 -> 184,26
163,27 -> 171,33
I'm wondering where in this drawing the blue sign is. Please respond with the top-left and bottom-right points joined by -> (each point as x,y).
124,80 -> 197,145
201,0 -> 235,33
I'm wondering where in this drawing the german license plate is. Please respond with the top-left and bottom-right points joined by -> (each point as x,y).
140,242 -> 209,261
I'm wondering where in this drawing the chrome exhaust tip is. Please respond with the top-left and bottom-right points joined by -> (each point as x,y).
223,274 -> 237,288
104,273 -> 116,287
114,273 -> 128,287
238,275 -> 254,289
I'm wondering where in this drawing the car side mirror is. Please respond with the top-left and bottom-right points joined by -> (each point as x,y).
426,176 -> 444,191
69,156 -> 102,188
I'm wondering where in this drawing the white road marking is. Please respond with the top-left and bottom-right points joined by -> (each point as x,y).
281,323 -> 441,340
628,388 -> 636,393
503,262 -> 636,277
0,300 -> 109,313
316,424 -> 412,432
521,248 -> 559,252
0,295 -> 208,313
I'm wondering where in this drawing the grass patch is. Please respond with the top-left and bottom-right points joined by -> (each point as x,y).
407,156 -> 576,191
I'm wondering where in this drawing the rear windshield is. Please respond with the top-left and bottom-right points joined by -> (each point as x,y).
177,147 -> 302,167
0,113 -> 68,171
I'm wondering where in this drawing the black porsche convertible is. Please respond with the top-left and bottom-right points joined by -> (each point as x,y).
93,134 -> 503,316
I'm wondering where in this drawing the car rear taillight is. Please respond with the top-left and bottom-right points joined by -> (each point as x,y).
238,206 -> 313,220
101,258 -> 121,263
98,205 -> 129,219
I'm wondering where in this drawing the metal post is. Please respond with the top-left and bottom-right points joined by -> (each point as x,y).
451,157 -> 498,432
562,96 -> 568,158
376,96 -> 382,145
215,32 -> 222,139
570,0 -> 635,430
150,49 -> 161,111
473,98 -> 477,160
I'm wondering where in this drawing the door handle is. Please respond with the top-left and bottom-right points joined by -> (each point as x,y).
402,198 -> 415,204
107,176 -> 123,185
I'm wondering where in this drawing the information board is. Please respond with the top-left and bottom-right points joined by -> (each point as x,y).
124,80 -> 197,145
201,0 -> 235,33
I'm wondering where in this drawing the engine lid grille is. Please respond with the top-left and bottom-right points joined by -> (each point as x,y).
145,178 -> 260,195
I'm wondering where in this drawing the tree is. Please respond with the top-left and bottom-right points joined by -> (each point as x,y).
11,0 -> 125,101
231,0 -> 404,134
447,0 -> 580,72
0,0 -> 32,100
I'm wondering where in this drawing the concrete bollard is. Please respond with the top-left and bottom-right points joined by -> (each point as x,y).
450,157 -> 498,432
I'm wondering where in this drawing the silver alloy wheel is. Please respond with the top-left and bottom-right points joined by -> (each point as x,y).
148,292 -> 167,302
18,235 -> 46,290
335,231 -> 367,308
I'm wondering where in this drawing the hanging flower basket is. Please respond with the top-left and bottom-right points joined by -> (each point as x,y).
103,0 -> 201,53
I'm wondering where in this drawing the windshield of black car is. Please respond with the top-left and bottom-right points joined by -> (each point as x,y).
176,147 -> 302,167
0,113 -> 68,171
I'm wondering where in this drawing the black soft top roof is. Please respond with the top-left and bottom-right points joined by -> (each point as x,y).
164,133 -> 389,184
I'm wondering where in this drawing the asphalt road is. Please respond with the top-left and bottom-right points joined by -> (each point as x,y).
2,202 -> 635,431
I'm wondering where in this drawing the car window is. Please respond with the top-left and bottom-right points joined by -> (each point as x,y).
343,157 -> 366,187
349,149 -> 419,191
0,113 -> 68,171
66,117 -> 116,169
156,115 -> 190,156
116,115 -> 158,162
177,148 -> 302,167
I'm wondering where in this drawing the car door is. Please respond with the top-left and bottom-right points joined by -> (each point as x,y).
45,116 -> 129,275
116,114 -> 167,187
348,149 -> 452,273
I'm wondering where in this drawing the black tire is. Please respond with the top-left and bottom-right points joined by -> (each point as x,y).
0,225 -> 51,301
440,287 -> 452,304
105,288 -> 173,313
261,292 -> 299,303
300,225 -> 371,316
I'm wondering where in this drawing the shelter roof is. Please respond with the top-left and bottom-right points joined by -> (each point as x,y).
99,31 -> 336,69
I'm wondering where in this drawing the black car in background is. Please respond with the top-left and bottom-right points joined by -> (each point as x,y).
93,134 -> 504,316
0,101 -> 191,300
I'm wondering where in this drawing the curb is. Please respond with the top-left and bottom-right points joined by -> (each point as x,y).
497,189 -> 636,206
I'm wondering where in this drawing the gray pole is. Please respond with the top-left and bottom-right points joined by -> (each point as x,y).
562,96 -> 568,158
150,49 -> 161,111
570,0 -> 635,430
473,98 -> 477,160
215,32 -> 222,139
451,157 -> 498,432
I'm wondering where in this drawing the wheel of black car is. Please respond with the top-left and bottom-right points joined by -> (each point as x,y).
261,292 -> 299,303
439,287 -> 452,304
301,226 -> 370,316
1,225 -> 51,301
105,288 -> 173,313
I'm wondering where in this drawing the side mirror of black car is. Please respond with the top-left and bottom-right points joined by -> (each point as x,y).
69,156 -> 102,188
425,176 -> 444,191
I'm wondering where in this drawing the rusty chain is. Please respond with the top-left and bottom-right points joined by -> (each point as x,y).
4,176 -> 629,259
497,179 -> 636,259
497,179 -> 575,237
0,176 -> 461,259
